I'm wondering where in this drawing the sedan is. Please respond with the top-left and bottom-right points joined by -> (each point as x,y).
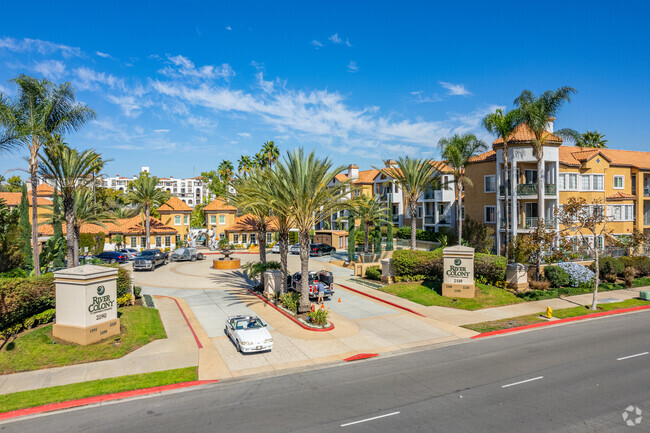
271,244 -> 280,254
310,243 -> 335,257
289,244 -> 300,255
171,247 -> 204,262
116,248 -> 137,260
94,251 -> 129,264
225,315 -> 273,353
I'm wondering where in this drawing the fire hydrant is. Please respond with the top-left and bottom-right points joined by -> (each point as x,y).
546,306 -> 553,318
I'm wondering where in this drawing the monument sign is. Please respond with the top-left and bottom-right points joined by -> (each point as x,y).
442,245 -> 475,298
52,265 -> 121,345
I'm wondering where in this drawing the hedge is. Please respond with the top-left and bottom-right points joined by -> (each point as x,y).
588,256 -> 650,279
543,265 -> 570,288
365,265 -> 381,281
0,274 -> 55,332
474,253 -> 506,284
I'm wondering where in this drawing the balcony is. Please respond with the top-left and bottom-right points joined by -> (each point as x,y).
500,217 -> 556,229
515,183 -> 557,196
392,216 -> 399,224
423,190 -> 442,201
424,216 -> 435,225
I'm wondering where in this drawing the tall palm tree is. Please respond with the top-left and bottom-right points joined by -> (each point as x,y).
575,130 -> 608,148
39,143 -> 104,267
72,189 -> 112,257
218,160 -> 234,187
483,108 -> 523,260
125,173 -> 168,250
0,75 -> 95,274
375,157 -> 441,250
111,207 -> 138,219
439,134 -> 488,245
514,87 -> 577,226
355,196 -> 389,253
254,151 -> 267,169
238,155 -> 254,176
272,149 -> 350,312
261,140 -> 280,167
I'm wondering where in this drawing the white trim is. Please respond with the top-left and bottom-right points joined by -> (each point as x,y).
484,174 -> 496,193
484,205 -> 496,224
613,175 -> 625,190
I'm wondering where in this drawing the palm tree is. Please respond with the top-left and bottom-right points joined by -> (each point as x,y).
72,189 -> 113,257
218,160 -> 234,188
111,207 -> 138,219
0,75 -> 95,274
575,130 -> 608,148
483,108 -> 523,260
125,173 -> 168,250
514,87 -> 577,227
375,157 -> 441,250
439,134 -> 488,245
238,155 -> 254,176
39,143 -> 104,267
254,151 -> 267,169
272,149 -> 350,312
261,140 -> 280,167
355,196 -> 389,253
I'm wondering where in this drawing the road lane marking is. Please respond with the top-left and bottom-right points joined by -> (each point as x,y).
501,376 -> 544,388
617,352 -> 648,361
341,411 -> 400,427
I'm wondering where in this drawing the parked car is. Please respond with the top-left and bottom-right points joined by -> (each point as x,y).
133,249 -> 168,271
171,247 -> 204,262
287,270 -> 334,300
289,244 -> 300,254
310,243 -> 335,257
94,251 -> 130,264
116,248 -> 137,260
225,315 -> 273,353
271,243 -> 280,254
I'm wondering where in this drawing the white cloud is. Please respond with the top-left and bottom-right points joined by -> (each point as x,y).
329,33 -> 351,47
311,40 -> 324,48
237,132 -> 251,138
154,129 -> 170,133
0,37 -> 82,58
256,72 -> 274,93
408,90 -> 443,103
106,95 -> 143,117
347,61 -> 359,73
439,81 -> 471,96
225,26 -> 232,31
33,59 -> 66,80
159,55 -> 235,80
96,51 -> 112,59
73,66 -> 125,91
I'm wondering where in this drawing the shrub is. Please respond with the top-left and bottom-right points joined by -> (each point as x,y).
543,265 -> 570,288
529,280 -> 551,291
279,292 -> 299,313
595,257 -> 625,277
634,257 -> 650,276
133,286 -> 142,298
474,254 -> 506,284
604,273 -> 617,283
557,262 -> 595,287
517,289 -> 559,301
365,265 -> 381,281
0,274 -> 55,332
0,268 -> 29,279
624,267 -> 637,288
391,249 -> 443,280
117,293 -> 132,307
394,227 -> 439,242
105,264 -> 132,298
307,308 -> 329,326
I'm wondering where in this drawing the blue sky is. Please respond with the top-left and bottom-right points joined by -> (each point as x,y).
1,0 -> 649,179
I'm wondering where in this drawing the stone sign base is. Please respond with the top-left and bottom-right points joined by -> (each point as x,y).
53,318 -> 120,345
213,258 -> 241,270
442,283 -> 476,299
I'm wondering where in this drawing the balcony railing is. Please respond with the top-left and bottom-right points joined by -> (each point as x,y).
424,216 -> 435,225
423,190 -> 442,201
500,217 -> 556,229
514,183 -> 557,196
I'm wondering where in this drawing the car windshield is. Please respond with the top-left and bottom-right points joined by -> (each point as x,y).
235,318 -> 263,329
175,248 -> 188,254
138,251 -> 156,257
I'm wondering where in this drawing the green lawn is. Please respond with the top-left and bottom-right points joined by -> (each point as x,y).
463,298 -> 650,333
379,281 -> 524,310
0,367 -> 197,413
0,306 -> 166,374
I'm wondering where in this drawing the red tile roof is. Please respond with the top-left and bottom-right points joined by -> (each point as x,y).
225,214 -> 279,232
468,150 -> 497,163
335,169 -> 381,184
158,196 -> 191,212
492,123 -> 562,145
560,146 -> 650,170
0,192 -> 52,207
39,215 -> 177,236
606,191 -> 636,201
204,198 -> 236,212
35,183 -> 54,196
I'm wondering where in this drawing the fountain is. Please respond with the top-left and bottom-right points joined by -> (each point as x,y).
212,246 -> 241,270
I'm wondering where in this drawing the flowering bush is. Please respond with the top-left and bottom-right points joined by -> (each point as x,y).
557,262 -> 594,287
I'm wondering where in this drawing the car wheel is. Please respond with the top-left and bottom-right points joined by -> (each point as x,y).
164,258 -> 168,265
198,253 -> 203,260
150,264 -> 155,271
236,340 -> 241,352
191,256 -> 196,262
109,259 -> 116,264
317,251 -> 323,257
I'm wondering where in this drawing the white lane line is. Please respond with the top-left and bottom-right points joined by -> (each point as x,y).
617,352 -> 649,361
341,411 -> 400,427
501,376 -> 544,388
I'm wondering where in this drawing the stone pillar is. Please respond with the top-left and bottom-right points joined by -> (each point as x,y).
506,263 -> 529,291
380,258 -> 393,284
442,245 -> 475,298
264,270 -> 283,299
52,265 -> 120,345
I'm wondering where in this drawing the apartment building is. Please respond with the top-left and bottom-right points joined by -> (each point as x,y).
203,198 -> 238,239
464,120 -> 649,253
320,165 -> 379,230
158,196 -> 192,242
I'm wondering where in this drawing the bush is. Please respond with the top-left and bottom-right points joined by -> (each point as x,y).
133,286 -> 142,298
604,273 -> 617,283
365,265 -> 381,281
279,292 -> 299,313
557,262 -> 595,287
529,280 -> 551,291
543,265 -> 571,288
394,227 -> 439,242
117,293 -> 132,307
0,268 -> 29,279
307,308 -> 329,326
474,254 -> 506,284
391,249 -> 443,280
517,289 -> 559,301
0,274 -> 55,332
624,267 -> 637,288
595,257 -> 625,277
105,265 -> 132,298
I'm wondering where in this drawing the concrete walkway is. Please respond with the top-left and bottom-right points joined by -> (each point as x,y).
0,297 -> 198,395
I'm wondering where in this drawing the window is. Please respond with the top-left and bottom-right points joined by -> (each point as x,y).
130,237 -> 137,248
558,174 -> 566,190
354,190 -> 360,197
417,206 -> 423,219
250,233 -> 256,244
165,236 -> 171,247
613,176 -> 624,189
155,236 -> 162,247
140,236 -> 146,247
592,174 -> 604,191
219,233 -> 225,239
241,234 -> 247,244
484,206 -> 496,223
562,173 -> 579,190
524,170 -> 537,184
484,175 -> 496,193
267,233 -> 272,244
581,175 -> 591,191
608,204 -> 634,221
184,215 -> 189,225
233,234 -> 239,244
219,215 -> 226,225
210,215 -> 216,225
174,216 -> 181,225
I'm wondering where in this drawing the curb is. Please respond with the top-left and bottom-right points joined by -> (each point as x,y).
201,251 -> 264,255
343,353 -> 379,362
247,290 -> 335,332
154,296 -> 203,348
0,380 -> 218,421
336,284 -> 426,317
471,304 -> 650,339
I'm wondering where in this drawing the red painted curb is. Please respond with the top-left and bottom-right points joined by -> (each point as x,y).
343,353 -> 379,362
471,304 -> 650,339
248,290 -> 335,332
155,296 -> 203,348
0,380 -> 218,421
202,251 -> 265,255
336,284 -> 426,317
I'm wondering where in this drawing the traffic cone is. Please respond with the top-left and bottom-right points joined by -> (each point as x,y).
338,297 -> 341,303
321,303 -> 325,309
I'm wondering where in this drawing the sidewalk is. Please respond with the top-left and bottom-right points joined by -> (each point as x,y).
0,297 -> 199,395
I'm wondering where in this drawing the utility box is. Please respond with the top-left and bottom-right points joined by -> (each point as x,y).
640,291 -> 650,301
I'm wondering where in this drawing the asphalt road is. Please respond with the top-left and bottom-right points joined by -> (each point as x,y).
4,311 -> 650,432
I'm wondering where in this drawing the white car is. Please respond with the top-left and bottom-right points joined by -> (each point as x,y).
289,244 -> 300,254
225,315 -> 273,353
271,244 -> 280,254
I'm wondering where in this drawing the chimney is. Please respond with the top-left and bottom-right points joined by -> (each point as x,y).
347,164 -> 359,180
385,159 -> 397,168
546,117 -> 556,133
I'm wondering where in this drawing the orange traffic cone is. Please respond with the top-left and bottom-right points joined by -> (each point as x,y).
320,303 -> 325,309
338,297 -> 341,303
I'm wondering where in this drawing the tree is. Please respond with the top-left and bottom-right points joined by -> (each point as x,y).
483,108 -> 522,261
6,176 -> 22,192
438,134 -> 487,245
237,155 -> 254,177
348,210 -> 356,261
556,197 -> 609,310
260,140 -> 280,167
462,217 -> 495,254
0,198 -> 22,272
355,196 -> 389,253
125,172 -> 168,250
218,160 -> 234,184
376,157 -> 440,250
51,186 -> 65,268
386,199 -> 394,251
614,229 -> 649,256
514,87 -> 577,227
72,189 -> 112,256
272,149 -> 350,312
18,183 -> 32,269
0,75 -> 95,275
574,130 -> 608,148
200,170 -> 226,199
190,202 -> 206,228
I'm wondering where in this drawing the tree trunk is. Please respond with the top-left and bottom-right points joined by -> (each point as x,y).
64,198 -> 75,268
536,151 -> 544,280
298,229 -> 311,313
74,226 -> 80,266
457,182 -> 463,245
145,206 -> 151,249
410,202 -> 417,250
591,238 -> 599,310
29,141 -> 41,275
258,221 -> 267,291
364,225 -> 369,253
503,143 -> 510,262
279,230 -> 289,294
